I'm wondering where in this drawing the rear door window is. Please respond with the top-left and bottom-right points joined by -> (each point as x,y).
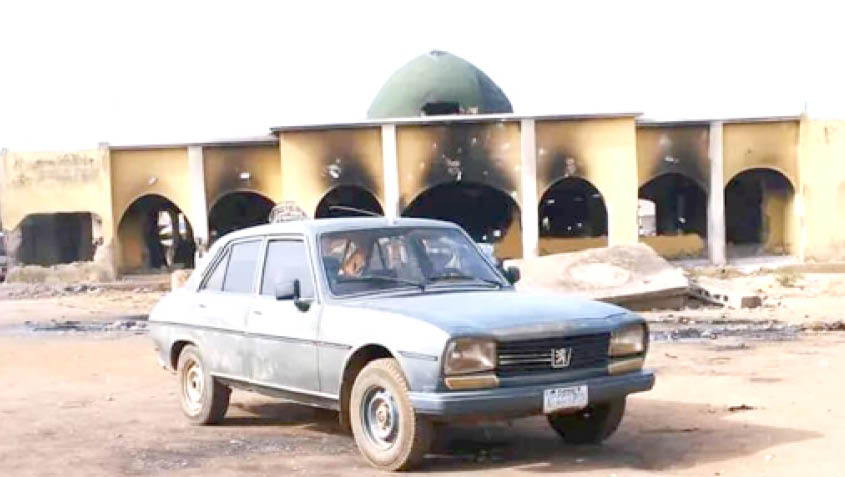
201,248 -> 229,292
222,240 -> 262,294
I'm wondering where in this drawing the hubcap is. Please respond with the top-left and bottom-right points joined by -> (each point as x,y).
360,386 -> 399,449
182,359 -> 204,414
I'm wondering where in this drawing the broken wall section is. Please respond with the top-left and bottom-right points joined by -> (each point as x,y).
0,147 -> 115,279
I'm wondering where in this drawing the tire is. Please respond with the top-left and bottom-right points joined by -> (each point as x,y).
349,358 -> 433,471
176,344 -> 230,425
547,398 -> 626,445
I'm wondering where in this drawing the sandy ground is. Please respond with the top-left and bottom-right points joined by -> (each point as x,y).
0,287 -> 163,325
2,332 -> 844,476
1,271 -> 845,476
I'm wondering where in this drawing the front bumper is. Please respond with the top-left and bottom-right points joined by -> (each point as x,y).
410,370 -> 655,417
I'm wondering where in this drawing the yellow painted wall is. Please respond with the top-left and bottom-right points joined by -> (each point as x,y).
535,117 -> 639,246
0,147 -> 114,245
396,122 -> 522,207
798,119 -> 845,260
110,148 -> 193,271
204,144 -> 281,209
110,148 -> 193,223
280,128 -> 384,216
723,121 -> 799,186
538,237 -> 608,255
723,121 -> 800,256
640,234 -> 705,259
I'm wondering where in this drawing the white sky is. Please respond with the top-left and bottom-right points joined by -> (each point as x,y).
1,0 -> 844,150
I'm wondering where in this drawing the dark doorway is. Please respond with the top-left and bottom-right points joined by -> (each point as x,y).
539,178 -> 607,238
314,186 -> 384,218
403,182 -> 522,258
118,195 -> 195,271
725,168 -> 794,255
208,192 -> 275,241
638,173 -> 707,237
15,212 -> 96,266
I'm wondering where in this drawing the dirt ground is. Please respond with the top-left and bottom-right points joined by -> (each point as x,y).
1,271 -> 845,476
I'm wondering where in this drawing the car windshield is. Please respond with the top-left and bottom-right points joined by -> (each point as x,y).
320,227 -> 505,296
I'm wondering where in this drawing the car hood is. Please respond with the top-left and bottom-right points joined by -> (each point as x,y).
341,289 -> 635,339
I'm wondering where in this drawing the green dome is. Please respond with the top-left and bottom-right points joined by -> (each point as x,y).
367,50 -> 513,119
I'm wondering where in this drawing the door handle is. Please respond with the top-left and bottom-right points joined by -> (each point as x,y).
252,310 -> 263,316
197,303 -> 207,309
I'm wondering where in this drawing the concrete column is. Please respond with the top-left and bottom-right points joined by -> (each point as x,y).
520,119 -> 540,258
381,124 -> 400,218
187,146 -> 210,257
707,121 -> 727,265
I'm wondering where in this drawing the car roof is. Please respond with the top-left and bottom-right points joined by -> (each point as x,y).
218,217 -> 461,242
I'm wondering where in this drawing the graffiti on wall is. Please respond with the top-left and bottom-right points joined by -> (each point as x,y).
6,153 -> 102,188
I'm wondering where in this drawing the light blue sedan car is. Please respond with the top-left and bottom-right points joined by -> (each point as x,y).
149,217 -> 654,471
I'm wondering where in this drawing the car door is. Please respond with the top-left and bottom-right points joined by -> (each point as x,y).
245,237 -> 321,393
193,238 -> 262,378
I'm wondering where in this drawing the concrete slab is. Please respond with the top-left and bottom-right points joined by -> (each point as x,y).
510,243 -> 689,311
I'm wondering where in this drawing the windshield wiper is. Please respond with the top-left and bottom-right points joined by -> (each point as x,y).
426,273 -> 502,289
343,275 -> 426,291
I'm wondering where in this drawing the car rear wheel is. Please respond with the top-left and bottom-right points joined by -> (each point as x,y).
350,358 -> 432,471
547,398 -> 626,444
176,344 -> 230,425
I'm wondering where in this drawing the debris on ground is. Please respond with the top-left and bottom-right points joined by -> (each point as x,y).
689,277 -> 762,309
5,261 -> 116,284
511,244 -> 688,310
0,319 -> 149,336
727,404 -> 757,412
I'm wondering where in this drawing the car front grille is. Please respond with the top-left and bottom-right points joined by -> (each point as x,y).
496,333 -> 610,377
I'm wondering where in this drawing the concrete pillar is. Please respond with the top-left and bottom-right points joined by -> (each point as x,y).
187,146 -> 210,257
707,121 -> 727,265
381,124 -> 400,218
520,119 -> 540,258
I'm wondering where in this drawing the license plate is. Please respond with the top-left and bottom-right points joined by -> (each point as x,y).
543,385 -> 588,414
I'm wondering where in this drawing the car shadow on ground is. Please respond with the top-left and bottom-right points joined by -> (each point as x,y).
225,400 -> 346,436
221,396 -> 821,474
421,398 -> 821,473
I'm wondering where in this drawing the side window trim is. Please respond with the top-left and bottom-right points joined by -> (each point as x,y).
199,246 -> 231,291
221,237 -> 264,295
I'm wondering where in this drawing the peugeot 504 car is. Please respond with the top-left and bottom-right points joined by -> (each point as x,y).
149,217 -> 654,471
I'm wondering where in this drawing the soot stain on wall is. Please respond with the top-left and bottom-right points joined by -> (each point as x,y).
639,126 -> 710,190
399,122 -> 519,209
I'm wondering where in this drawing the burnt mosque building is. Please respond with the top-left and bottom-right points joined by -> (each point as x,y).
3,50 -> 845,276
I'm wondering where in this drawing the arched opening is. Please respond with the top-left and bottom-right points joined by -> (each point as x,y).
7,212 -> 103,266
638,173 -> 707,258
538,178 -> 608,254
403,182 -> 522,259
725,168 -> 795,257
314,185 -> 384,218
208,191 -> 274,242
118,195 -> 195,272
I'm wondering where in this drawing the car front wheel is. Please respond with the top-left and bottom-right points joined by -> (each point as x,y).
547,398 -> 626,444
176,344 -> 230,425
349,358 -> 433,471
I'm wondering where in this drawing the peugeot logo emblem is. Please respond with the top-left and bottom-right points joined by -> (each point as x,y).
551,347 -> 572,368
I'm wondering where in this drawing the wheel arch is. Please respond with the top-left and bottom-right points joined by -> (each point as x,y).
338,343 -> 397,430
171,340 -> 196,370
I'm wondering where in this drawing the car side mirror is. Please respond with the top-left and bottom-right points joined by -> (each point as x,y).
504,266 -> 521,285
275,279 -> 313,312
275,279 -> 298,301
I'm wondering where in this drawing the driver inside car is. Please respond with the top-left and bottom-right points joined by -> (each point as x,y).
339,244 -> 367,278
